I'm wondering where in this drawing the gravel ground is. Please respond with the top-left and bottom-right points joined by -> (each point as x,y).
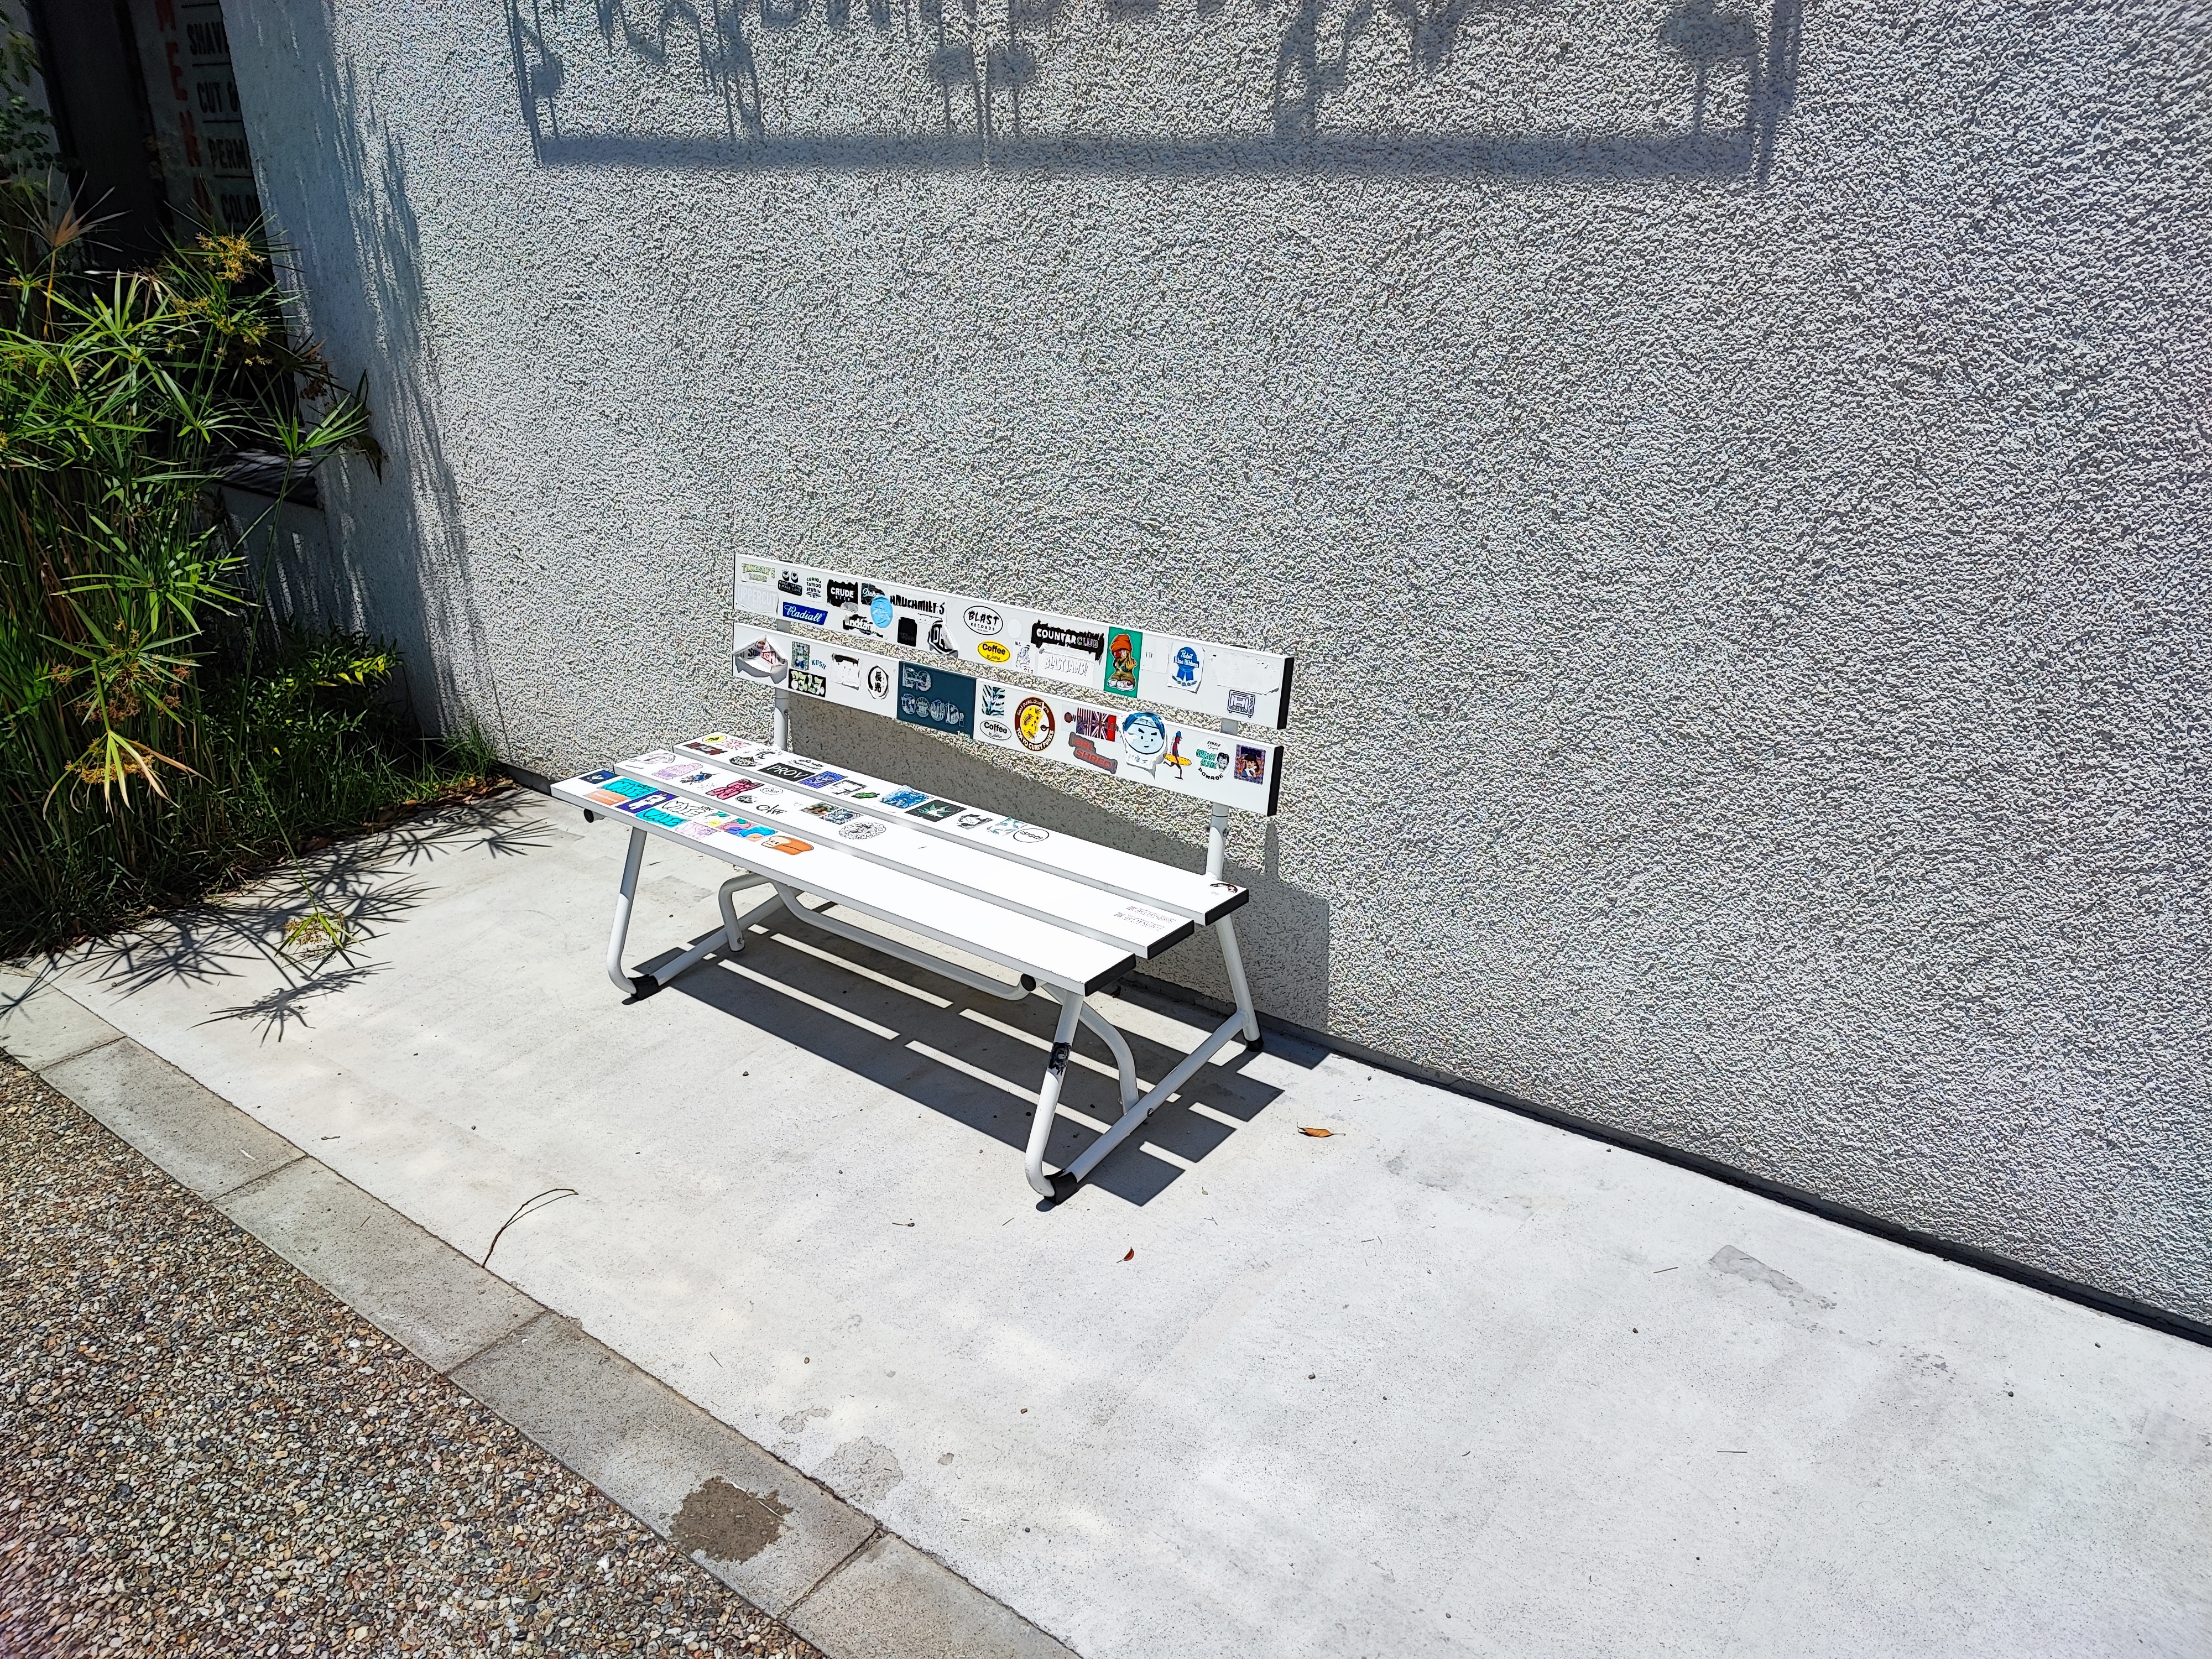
0,1055 -> 828,1659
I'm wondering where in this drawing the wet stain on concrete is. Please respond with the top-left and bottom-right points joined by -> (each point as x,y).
1709,1244 -> 1835,1312
819,1436 -> 905,1507
778,1405 -> 830,1434
671,1476 -> 794,1563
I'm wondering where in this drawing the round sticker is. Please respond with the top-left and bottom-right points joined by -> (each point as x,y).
1014,826 -> 1050,843
977,639 -> 1010,664
1015,697 -> 1056,752
1197,745 -> 1229,780
866,664 -> 890,699
869,595 -> 894,628
957,812 -> 992,828
840,819 -> 886,841
1122,712 -> 1167,759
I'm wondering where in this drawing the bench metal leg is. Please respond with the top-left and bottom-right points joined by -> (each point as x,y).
1214,915 -> 1263,1047
716,877 -> 785,953
1204,801 -> 1262,1047
635,877 -> 778,994
605,828 -> 650,997
1075,1001 -> 1140,1110
1025,993 -> 1087,1199
1061,1005 -> 1250,1191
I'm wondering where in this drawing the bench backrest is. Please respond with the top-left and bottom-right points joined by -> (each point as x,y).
731,558 -> 1294,818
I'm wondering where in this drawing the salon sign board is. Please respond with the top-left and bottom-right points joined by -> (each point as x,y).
734,558 -> 1294,731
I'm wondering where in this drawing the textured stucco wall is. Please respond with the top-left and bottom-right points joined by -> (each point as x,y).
226,0 -> 2210,1319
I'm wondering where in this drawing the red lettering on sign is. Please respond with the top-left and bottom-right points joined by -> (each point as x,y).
155,0 -> 178,26
166,40 -> 187,101
180,112 -> 200,166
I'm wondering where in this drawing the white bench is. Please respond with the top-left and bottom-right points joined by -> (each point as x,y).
555,563 -> 1292,1203
552,738 -> 1260,1201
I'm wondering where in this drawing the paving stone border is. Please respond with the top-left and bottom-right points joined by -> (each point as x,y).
0,971 -> 1074,1659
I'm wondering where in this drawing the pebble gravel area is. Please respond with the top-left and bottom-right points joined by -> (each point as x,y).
0,1055 -> 829,1659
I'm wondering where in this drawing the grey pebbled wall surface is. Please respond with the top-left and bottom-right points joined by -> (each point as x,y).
226,0 -> 2210,1319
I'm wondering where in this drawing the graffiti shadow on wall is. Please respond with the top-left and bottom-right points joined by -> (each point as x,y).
504,0 -> 1809,179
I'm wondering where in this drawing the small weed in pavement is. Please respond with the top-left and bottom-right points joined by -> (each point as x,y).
0,1057 -> 824,1658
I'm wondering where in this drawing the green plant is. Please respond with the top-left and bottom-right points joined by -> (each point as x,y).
0,50 -> 499,959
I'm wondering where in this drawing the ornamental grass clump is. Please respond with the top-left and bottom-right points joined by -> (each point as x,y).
0,178 -> 498,958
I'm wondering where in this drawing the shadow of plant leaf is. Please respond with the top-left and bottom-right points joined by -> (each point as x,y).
201,963 -> 388,1044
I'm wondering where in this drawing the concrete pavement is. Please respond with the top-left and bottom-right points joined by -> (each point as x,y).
6,789 -> 2208,1658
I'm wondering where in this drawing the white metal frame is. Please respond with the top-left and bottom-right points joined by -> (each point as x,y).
594,759 -> 1261,1204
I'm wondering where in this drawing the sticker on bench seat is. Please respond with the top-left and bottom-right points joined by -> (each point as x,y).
563,766 -> 1198,961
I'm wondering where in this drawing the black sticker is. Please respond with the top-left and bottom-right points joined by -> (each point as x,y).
1031,621 -> 1104,659
896,662 -> 977,737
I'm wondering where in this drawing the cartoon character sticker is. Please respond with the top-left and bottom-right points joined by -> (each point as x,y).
1234,745 -> 1269,784
1103,628 -> 1141,698
1015,697 -> 1056,753
1121,712 -> 1167,778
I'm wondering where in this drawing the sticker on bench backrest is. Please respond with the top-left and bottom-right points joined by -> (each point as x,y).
734,558 -> 1295,731
731,624 -> 1284,816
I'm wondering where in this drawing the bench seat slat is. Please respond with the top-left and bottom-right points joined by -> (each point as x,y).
606,756 -> 1192,958
552,776 -> 1139,994
663,735 -> 1248,925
